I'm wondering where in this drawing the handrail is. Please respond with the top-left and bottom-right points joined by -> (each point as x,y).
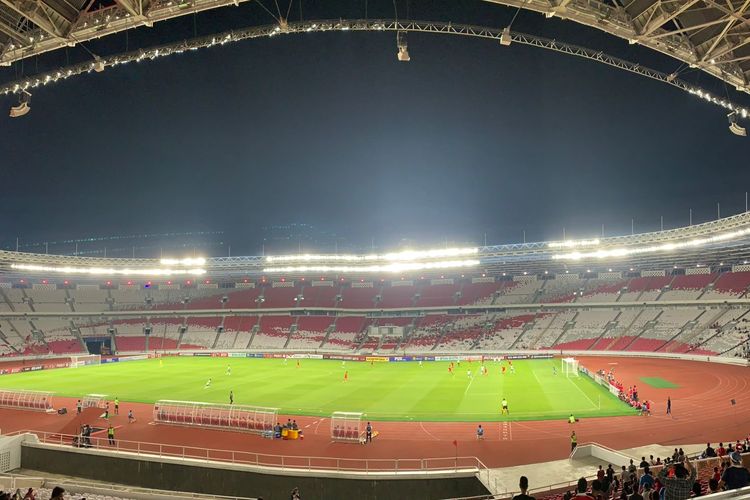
9,430 -> 486,475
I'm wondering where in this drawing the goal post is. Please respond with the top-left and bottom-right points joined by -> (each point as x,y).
562,357 -> 580,377
331,411 -> 363,443
81,394 -> 108,409
69,354 -> 101,368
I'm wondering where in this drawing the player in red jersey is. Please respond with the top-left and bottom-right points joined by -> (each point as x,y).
343,370 -> 349,382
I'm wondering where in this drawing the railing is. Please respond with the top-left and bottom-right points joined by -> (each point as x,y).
10,430 -> 486,475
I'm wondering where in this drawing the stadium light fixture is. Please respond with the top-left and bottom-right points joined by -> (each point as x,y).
548,238 -> 600,249
500,27 -> 511,46
552,227 -> 750,261
265,247 -> 477,264
9,90 -> 31,118
728,112 -> 747,137
397,31 -> 410,62
160,257 -> 206,266
11,263 -> 206,277
263,259 -> 480,274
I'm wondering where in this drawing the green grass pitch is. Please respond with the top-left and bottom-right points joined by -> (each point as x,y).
0,358 -> 637,421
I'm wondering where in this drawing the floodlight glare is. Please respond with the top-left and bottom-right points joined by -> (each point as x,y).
11,263 -> 206,276
728,112 -> 747,137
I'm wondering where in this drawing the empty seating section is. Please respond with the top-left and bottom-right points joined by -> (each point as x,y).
289,316 -> 333,348
110,288 -> 146,308
703,271 -> 750,299
181,318 -> 221,348
252,316 -> 293,348
223,316 -> 258,349
324,316 -> 366,349
299,285 -> 338,307
377,285 -> 418,308
577,279 -> 629,302
70,287 -> 110,312
539,278 -> 581,304
495,280 -> 541,304
338,286 -> 378,308
260,286 -> 301,308
619,276 -> 671,301
2,288 -> 32,312
561,309 -> 619,348
415,284 -> 460,307
457,281 -> 504,305
434,314 -> 493,350
535,311 -> 577,349
403,314 -> 449,351
27,289 -> 70,312
660,273 -> 717,300
478,314 -> 537,350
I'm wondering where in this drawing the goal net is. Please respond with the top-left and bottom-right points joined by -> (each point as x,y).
331,411 -> 363,443
69,354 -> 101,368
82,394 -> 108,409
562,357 -> 580,377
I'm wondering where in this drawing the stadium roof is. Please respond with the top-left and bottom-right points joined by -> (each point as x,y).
0,0 -> 748,94
3,211 -> 750,279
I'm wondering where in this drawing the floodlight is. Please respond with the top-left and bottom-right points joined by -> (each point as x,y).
94,58 -> 105,73
9,90 -> 31,118
397,31 -> 410,62
500,27 -> 512,46
728,112 -> 747,137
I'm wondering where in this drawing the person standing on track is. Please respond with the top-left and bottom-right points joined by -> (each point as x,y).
667,396 -> 672,416
107,424 -> 115,446
366,422 -> 373,443
476,424 -> 484,440
114,397 -> 119,416
570,431 -> 577,452
76,399 -> 82,415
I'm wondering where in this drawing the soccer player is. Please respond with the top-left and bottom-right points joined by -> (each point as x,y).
343,371 -> 349,382
510,364 -> 516,375
296,360 -> 300,369
342,361 -> 346,368
419,360 -> 423,368
159,358 -> 163,368
226,365 -> 232,376
553,366 -> 558,376
501,398 -> 509,415
229,390 -> 234,405
501,365 -> 506,375
467,369 -> 472,378
204,378 -> 212,389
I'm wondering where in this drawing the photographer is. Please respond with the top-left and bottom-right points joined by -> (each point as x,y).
657,456 -> 695,500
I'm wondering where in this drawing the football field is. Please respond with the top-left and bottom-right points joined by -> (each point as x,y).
0,357 -> 636,421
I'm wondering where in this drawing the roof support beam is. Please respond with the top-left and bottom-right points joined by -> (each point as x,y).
639,0 -> 701,37
0,19 -> 30,45
0,0 -> 70,37
700,0 -> 750,61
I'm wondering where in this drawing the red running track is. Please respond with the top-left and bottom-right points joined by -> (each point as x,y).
1,357 -> 749,469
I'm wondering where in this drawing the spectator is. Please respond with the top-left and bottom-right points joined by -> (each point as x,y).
290,487 -> 301,500
641,482 -> 654,500
621,465 -> 629,485
691,481 -> 702,497
639,457 -> 649,468
717,443 -> 727,457
712,466 -> 721,483
720,451 -> 750,490
22,489 -> 35,500
10,489 -> 21,500
639,466 -> 654,493
49,487 -> 65,499
512,476 -> 535,500
658,456 -> 695,500
649,455 -> 657,466
575,478 -> 595,500
628,459 -> 637,475
708,478 -> 720,494
704,443 -> 716,458
597,465 -> 605,482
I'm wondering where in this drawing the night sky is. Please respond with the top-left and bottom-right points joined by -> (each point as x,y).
1,0 -> 749,254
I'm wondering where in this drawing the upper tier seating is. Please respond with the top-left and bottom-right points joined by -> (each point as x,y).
298,285 -> 338,308
415,283 -> 460,307
377,285 -> 418,308
338,286 -> 379,308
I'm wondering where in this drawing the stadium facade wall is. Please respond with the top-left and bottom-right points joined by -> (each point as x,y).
20,444 -> 490,500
